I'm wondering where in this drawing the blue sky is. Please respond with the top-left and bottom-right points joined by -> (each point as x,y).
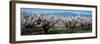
21,8 -> 92,16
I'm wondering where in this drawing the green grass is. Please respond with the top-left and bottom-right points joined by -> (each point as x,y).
21,26 -> 92,35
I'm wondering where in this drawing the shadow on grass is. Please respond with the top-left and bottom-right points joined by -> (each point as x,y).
21,26 -> 92,35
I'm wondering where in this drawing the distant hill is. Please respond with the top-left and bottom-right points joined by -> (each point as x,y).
22,11 -> 92,16
46,12 -> 91,16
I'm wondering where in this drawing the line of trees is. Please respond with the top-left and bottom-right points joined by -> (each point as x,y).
21,12 -> 92,34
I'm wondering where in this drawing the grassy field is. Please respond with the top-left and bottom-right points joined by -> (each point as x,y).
21,25 -> 92,35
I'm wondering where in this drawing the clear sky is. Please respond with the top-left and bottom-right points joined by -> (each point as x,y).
21,8 -> 92,16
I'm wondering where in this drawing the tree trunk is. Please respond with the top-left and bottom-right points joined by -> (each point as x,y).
44,27 -> 49,34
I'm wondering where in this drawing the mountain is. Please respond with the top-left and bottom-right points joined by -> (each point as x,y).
45,12 -> 91,16
22,11 -> 91,16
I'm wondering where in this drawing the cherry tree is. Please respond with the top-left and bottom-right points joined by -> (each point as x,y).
21,12 -> 60,34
